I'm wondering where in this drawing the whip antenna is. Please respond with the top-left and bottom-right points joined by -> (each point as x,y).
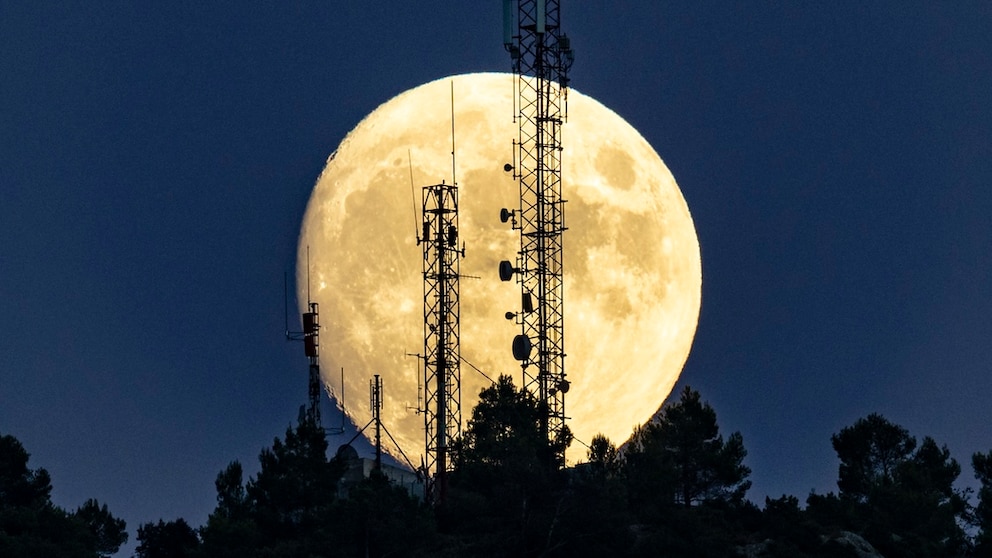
450,80 -> 457,186
408,149 -> 419,240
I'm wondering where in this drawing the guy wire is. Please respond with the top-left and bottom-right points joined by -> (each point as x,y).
408,149 -> 419,240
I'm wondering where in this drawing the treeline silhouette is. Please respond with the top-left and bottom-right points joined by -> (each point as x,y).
4,378 -> 992,557
0,435 -> 127,557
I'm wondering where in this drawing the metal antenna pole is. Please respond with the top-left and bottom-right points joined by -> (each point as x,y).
420,179 -> 463,505
500,0 -> 574,469
371,374 -> 383,473
286,251 -> 331,431
303,302 -> 321,426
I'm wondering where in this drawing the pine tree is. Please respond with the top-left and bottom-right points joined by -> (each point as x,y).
0,433 -> 127,558
825,414 -> 967,556
973,450 -> 992,557
625,386 -> 751,510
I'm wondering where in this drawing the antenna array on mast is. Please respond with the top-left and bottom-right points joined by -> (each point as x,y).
302,302 -> 322,426
499,0 -> 574,469
419,179 -> 464,505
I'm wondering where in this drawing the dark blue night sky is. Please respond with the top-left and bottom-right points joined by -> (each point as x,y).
2,2 -> 991,551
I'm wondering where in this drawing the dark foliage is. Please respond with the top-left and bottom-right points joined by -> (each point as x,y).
333,472 -> 437,557
832,413 -> 917,502
197,418 -> 435,558
10,386 -> 990,557
74,499 -> 128,557
444,375 -> 573,556
974,450 -> 992,557
0,433 -> 127,558
812,413 -> 969,557
625,386 -> 751,514
135,519 -> 200,558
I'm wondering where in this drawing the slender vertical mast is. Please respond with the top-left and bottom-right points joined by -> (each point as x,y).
302,303 -> 321,426
500,0 -> 574,469
370,374 -> 383,472
420,86 -> 464,504
421,181 -> 463,503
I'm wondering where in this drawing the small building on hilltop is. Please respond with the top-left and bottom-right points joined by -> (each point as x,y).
334,443 -> 423,501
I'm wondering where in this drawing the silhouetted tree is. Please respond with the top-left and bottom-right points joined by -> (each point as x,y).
199,419 -> 346,557
753,495 -> 861,558
74,499 -> 127,557
198,461 -> 260,558
247,419 -> 342,534
973,450 -> 992,557
213,461 -> 247,520
625,386 -> 751,510
446,375 -> 573,556
334,473 -> 437,558
552,434 -> 633,557
458,375 -> 553,478
817,414 -> 967,557
832,413 -> 917,502
618,387 -> 753,557
622,422 -> 676,520
0,434 -> 52,510
0,433 -> 126,558
586,434 -> 621,478
134,518 -> 200,558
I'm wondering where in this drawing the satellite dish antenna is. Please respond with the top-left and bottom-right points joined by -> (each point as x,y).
498,260 -> 516,281
511,334 -> 532,361
500,208 -> 512,223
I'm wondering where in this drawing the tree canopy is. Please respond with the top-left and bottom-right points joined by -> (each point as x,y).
134,518 -> 200,558
973,450 -> 992,557
811,413 -> 968,557
8,385 -> 992,557
0,432 -> 127,558
195,419 -> 434,558
626,386 -> 751,511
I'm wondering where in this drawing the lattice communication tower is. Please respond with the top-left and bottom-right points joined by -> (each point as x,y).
302,302 -> 322,426
420,182 -> 463,505
369,374 -> 383,472
499,0 -> 574,469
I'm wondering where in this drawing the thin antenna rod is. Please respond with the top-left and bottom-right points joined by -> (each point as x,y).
408,149 -> 419,239
450,80 -> 457,186
306,246 -> 311,304
283,272 -> 290,336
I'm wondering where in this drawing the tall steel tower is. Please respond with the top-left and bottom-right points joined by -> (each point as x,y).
370,374 -> 384,472
420,181 -> 463,504
302,302 -> 322,426
499,0 -> 574,469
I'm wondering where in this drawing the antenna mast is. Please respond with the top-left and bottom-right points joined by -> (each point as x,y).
499,0 -> 574,469
302,302 -> 321,426
419,177 -> 463,505
413,82 -> 465,506
370,374 -> 383,472
285,256 -> 331,431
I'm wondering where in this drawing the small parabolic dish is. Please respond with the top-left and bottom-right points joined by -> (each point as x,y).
512,334 -> 532,361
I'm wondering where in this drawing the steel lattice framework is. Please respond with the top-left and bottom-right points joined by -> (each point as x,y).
302,302 -> 322,426
502,0 -> 574,468
421,182 -> 462,504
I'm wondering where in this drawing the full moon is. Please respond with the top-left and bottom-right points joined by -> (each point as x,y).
298,73 -> 700,464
